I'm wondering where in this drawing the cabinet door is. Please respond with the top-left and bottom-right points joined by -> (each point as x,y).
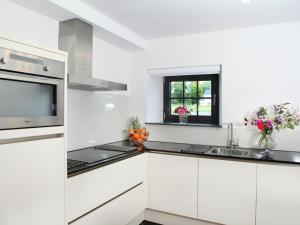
148,153 -> 198,218
198,158 -> 256,225
71,183 -> 146,225
67,154 -> 145,222
0,137 -> 65,225
256,164 -> 300,225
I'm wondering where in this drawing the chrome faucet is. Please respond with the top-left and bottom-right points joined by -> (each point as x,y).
228,123 -> 239,150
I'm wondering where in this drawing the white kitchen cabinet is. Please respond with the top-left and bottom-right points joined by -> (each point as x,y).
0,137 -> 65,225
67,154 -> 146,222
256,164 -> 300,225
198,158 -> 256,225
70,183 -> 146,225
148,153 -> 198,218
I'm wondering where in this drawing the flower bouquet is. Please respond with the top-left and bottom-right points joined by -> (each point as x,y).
174,106 -> 190,123
244,103 -> 300,155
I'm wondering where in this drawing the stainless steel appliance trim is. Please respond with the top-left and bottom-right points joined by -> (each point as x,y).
0,47 -> 65,79
0,72 -> 64,130
0,133 -> 64,145
0,71 -> 60,85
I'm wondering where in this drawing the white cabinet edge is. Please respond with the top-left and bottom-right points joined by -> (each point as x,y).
0,35 -> 67,62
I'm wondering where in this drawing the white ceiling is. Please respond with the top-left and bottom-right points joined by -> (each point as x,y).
80,0 -> 300,39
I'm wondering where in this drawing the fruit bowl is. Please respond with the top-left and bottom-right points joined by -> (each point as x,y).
128,127 -> 149,147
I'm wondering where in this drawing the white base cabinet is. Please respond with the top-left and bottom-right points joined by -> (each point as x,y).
70,183 -> 146,225
148,153 -> 198,218
198,158 -> 256,225
0,137 -> 65,225
67,154 -> 146,222
66,151 -> 300,225
256,164 -> 300,225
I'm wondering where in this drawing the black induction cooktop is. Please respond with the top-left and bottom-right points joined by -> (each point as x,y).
67,145 -> 139,175
68,148 -> 128,164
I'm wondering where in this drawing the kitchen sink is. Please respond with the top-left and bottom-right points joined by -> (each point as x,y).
207,147 -> 262,159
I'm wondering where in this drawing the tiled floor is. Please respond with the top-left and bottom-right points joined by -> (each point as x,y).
139,221 -> 162,225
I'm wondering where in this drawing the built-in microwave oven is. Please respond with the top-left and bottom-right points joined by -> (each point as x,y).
0,47 -> 65,130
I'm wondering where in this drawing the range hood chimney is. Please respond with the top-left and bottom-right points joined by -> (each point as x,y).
58,18 -> 127,91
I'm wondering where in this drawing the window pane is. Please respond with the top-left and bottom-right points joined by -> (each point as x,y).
198,81 -> 211,98
171,82 -> 183,98
185,99 -> 197,115
198,99 -> 211,116
171,99 -> 183,115
184,81 -> 197,98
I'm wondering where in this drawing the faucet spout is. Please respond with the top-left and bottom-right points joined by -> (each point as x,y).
227,123 -> 238,150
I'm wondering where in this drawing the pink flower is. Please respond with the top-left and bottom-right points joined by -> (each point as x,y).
177,108 -> 186,115
266,120 -> 273,129
175,106 -> 190,115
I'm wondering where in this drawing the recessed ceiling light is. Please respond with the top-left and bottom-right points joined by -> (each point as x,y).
242,0 -> 251,3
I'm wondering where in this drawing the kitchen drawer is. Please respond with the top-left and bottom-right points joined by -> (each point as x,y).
70,183 -> 146,225
67,154 -> 146,222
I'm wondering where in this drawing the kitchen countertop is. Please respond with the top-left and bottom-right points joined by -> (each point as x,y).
68,140 -> 300,177
68,150 -> 143,177
111,140 -> 300,165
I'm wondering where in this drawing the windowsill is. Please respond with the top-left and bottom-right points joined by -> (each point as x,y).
145,122 -> 222,128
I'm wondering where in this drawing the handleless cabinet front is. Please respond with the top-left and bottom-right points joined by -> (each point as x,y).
256,164 -> 300,225
67,154 -> 145,223
148,153 -> 198,218
198,158 -> 256,225
70,183 -> 146,225
0,137 -> 65,225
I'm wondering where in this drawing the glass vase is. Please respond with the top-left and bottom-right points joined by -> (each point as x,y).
258,132 -> 277,156
179,114 -> 188,123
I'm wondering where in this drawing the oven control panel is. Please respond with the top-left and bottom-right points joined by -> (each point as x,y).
0,47 -> 65,79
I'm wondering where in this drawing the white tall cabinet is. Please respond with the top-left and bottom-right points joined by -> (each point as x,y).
148,153 -> 198,218
198,158 -> 257,225
256,164 -> 300,225
0,36 -> 67,225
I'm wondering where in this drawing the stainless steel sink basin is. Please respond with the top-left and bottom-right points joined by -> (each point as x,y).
207,147 -> 262,159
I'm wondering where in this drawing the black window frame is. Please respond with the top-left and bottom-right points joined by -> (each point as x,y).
163,74 -> 220,125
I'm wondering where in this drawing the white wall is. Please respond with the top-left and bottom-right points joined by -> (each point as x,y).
67,37 -> 131,150
130,21 -> 300,151
2,0 -> 300,151
0,0 -> 58,48
0,0 -> 131,150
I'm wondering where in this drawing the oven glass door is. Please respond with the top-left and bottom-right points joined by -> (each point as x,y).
0,72 -> 64,129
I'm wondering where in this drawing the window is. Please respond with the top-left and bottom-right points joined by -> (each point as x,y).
163,74 -> 219,124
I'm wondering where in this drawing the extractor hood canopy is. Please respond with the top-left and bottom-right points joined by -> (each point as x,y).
58,18 -> 127,91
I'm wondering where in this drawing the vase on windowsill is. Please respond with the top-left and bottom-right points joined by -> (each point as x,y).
179,114 -> 188,124
174,106 -> 190,124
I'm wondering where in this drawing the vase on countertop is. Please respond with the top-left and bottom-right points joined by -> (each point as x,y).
258,132 -> 277,156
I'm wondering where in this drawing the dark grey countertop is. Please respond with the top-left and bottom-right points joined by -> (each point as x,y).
68,140 -> 300,177
67,150 -> 143,177
111,140 -> 300,165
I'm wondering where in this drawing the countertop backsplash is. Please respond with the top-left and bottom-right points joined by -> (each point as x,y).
67,90 -> 129,151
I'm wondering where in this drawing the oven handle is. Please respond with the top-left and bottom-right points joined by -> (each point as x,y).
0,72 -> 60,85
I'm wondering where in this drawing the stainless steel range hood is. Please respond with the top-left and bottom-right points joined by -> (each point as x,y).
58,19 -> 127,91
